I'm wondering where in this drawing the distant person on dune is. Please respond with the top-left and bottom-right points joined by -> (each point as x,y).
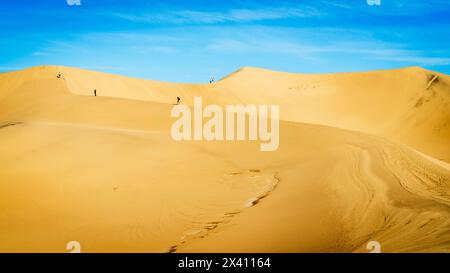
176,97 -> 180,105
94,89 -> 97,97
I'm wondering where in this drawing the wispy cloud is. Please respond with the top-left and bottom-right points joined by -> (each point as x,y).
318,0 -> 450,15
130,45 -> 179,54
110,6 -> 321,24
29,25 -> 450,71
371,56 -> 450,66
205,27 -> 450,66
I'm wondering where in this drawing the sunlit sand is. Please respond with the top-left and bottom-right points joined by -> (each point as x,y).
0,65 -> 449,252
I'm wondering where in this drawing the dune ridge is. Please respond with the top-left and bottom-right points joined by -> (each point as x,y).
7,65 -> 447,162
0,65 -> 449,252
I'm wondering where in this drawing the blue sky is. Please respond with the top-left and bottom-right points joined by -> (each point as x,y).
1,0 -> 450,83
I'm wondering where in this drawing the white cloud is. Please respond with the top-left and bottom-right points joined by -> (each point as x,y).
110,6 -> 320,24
371,56 -> 450,66
204,27 -> 450,66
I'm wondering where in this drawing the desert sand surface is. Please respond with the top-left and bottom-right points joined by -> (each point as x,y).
0,65 -> 449,252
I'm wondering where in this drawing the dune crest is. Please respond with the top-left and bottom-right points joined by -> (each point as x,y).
6,65 -> 446,162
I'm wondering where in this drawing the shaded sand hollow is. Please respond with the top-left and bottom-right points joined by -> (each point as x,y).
0,65 -> 449,252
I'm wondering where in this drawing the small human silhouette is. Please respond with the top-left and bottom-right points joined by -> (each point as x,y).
94,89 -> 97,96
176,97 -> 180,105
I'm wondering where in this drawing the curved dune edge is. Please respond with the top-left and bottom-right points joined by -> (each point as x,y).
0,66 -> 449,253
0,120 -> 448,252
1,65 -> 448,162
175,127 -> 450,253
59,65 -> 450,163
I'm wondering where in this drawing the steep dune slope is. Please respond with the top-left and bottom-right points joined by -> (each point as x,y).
52,65 -> 450,162
218,67 -> 450,163
0,66 -> 449,252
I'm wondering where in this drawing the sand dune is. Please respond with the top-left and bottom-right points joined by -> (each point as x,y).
54,65 -> 450,162
0,66 -> 449,252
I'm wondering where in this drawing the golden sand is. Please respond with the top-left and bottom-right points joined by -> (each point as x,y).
0,66 -> 449,252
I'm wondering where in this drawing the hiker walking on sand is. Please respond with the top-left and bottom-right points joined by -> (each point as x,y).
94,89 -> 97,97
176,97 -> 181,105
